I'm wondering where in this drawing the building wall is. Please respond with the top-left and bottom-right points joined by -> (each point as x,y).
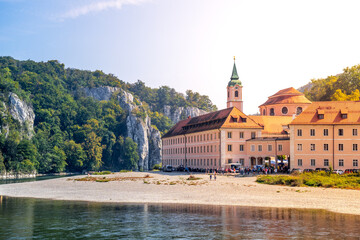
290,124 -> 360,170
221,128 -> 262,167
259,103 -> 310,117
227,85 -> 243,111
162,127 -> 263,170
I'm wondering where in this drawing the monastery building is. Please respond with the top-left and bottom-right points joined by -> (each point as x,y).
162,60 -> 360,171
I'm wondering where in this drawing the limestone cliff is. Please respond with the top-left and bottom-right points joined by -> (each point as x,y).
163,105 -> 208,124
0,93 -> 35,137
82,87 -> 162,171
118,89 -> 162,171
82,86 -> 120,101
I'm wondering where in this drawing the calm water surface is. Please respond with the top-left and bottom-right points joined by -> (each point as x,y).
0,196 -> 359,239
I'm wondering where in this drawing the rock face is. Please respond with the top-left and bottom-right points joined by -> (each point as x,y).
82,86 -> 120,101
163,105 -> 208,124
1,93 -> 35,137
83,87 -> 162,171
118,89 -> 162,171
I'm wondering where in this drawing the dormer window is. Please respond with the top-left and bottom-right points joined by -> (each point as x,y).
317,109 -> 325,119
341,109 -> 348,119
235,91 -> 238,97
230,116 -> 238,123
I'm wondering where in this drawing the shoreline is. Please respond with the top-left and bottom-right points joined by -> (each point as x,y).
1,171 -> 360,216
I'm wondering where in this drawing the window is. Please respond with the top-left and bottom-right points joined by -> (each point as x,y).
278,144 -> 283,151
353,144 -> 358,151
353,159 -> 358,167
268,145 -> 272,151
324,159 -> 329,167
296,107 -> 303,115
239,132 -> 244,139
318,114 -> 324,119
227,145 -> 232,152
297,129 -> 302,136
324,144 -> 329,151
282,107 -> 288,115
341,114 -> 347,119
235,91 -> 238,97
353,129 -> 358,136
240,159 -> 244,166
339,159 -> 344,167
251,145 -> 255,151
323,129 -> 328,136
298,159 -> 303,166
310,144 -> 315,151
228,132 -> 232,139
228,91 -> 229,98
310,129 -> 315,136
270,108 -> 275,116
338,144 -> 343,151
263,109 -> 266,115
228,159 -> 232,164
297,144 -> 302,151
258,145 -> 262,151
338,129 -> 344,136
251,132 -> 256,139
239,145 -> 244,151
311,159 -> 315,166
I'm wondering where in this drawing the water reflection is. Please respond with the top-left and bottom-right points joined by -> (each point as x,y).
0,197 -> 359,239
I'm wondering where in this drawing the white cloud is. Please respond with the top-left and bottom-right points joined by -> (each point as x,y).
60,0 -> 150,20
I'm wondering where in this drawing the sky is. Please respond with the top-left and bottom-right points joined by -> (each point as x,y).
1,0 -> 360,114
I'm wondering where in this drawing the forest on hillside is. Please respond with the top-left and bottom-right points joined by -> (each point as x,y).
303,64 -> 360,101
0,57 -> 217,174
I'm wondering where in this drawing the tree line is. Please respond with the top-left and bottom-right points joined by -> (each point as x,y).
0,57 -> 217,174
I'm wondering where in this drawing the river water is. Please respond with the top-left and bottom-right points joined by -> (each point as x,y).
0,196 -> 359,239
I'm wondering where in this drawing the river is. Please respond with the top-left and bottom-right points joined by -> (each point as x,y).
0,196 -> 359,239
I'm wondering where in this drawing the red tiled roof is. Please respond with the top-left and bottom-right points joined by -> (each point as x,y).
250,116 -> 293,134
162,107 -> 262,138
290,101 -> 360,125
259,87 -> 312,106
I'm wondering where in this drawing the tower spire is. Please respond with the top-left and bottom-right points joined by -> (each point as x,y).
231,57 -> 239,80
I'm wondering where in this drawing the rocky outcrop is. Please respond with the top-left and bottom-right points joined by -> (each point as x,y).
163,105 -> 208,124
118,89 -> 162,171
82,87 -> 162,171
0,93 -> 35,137
82,86 -> 120,101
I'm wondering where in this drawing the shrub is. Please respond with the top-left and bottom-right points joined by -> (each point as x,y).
152,163 -> 162,170
187,175 -> 201,180
257,172 -> 360,189
93,171 -> 111,175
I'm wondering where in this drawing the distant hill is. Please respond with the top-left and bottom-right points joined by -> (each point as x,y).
0,56 -> 217,174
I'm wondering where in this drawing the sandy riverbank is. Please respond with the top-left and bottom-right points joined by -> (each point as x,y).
1,171 -> 359,215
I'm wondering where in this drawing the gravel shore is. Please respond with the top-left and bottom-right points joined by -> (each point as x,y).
1,171 -> 359,215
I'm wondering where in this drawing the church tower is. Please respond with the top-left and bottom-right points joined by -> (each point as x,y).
226,57 -> 243,111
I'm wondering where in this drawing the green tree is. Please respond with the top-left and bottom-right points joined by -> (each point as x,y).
82,132 -> 103,171
121,137 -> 139,170
64,140 -> 86,172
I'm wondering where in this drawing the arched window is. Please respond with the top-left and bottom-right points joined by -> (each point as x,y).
235,91 -> 238,97
270,108 -> 275,116
296,107 -> 303,115
282,107 -> 288,115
